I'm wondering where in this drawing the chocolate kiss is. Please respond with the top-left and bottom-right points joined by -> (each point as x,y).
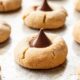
29,29 -> 52,48
40,0 -> 52,11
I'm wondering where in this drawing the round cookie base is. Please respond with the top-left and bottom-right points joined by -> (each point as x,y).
0,0 -> 22,12
23,5 -> 67,29
73,21 -> 80,44
14,34 -> 68,69
75,0 -> 80,12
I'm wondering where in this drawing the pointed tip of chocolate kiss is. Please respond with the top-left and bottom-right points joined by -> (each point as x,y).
40,0 -> 52,11
29,28 -> 52,48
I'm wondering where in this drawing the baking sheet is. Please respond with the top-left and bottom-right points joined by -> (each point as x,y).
0,0 -> 80,80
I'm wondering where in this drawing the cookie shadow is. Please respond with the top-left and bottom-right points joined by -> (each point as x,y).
45,25 -> 67,35
0,38 -> 11,55
49,0 -> 67,1
23,24 -> 67,36
71,40 -> 80,57
36,0 -> 67,2
20,60 -> 67,79
73,10 -> 80,20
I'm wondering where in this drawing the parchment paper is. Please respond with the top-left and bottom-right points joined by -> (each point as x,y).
0,0 -> 80,80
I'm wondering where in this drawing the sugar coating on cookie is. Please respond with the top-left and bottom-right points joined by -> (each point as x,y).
75,0 -> 80,11
23,0 -> 67,29
0,22 -> 11,43
14,29 -> 68,69
0,0 -> 22,12
73,21 -> 80,43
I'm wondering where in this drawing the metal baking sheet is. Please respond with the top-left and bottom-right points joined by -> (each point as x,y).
0,0 -> 80,80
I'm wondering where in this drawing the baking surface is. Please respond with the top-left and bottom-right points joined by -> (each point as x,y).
0,0 -> 80,80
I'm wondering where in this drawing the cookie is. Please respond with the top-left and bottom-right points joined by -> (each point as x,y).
0,0 -> 22,12
76,67 -> 80,79
23,0 -> 67,29
73,21 -> 80,43
75,0 -> 80,11
14,29 -> 68,69
0,22 -> 11,43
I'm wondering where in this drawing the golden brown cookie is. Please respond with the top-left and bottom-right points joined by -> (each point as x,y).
14,29 -> 68,69
0,22 -> 11,43
0,0 -> 22,12
23,0 -> 67,29
73,21 -> 80,43
75,0 -> 80,11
